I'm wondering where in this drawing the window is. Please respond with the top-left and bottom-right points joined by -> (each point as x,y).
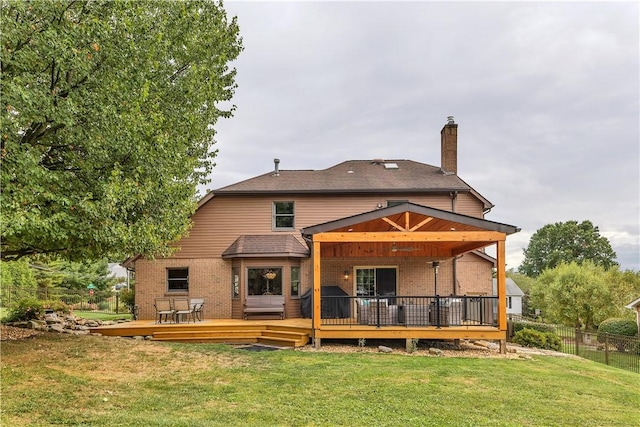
273,201 -> 294,230
387,200 -> 408,207
167,268 -> 188,292
232,267 -> 240,299
507,296 -> 512,310
247,268 -> 283,296
290,266 -> 300,297
355,267 -> 397,297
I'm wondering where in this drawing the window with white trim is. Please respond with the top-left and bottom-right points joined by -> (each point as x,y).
273,201 -> 294,230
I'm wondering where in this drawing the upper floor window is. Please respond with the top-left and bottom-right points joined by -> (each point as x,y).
273,201 -> 294,230
167,268 -> 188,292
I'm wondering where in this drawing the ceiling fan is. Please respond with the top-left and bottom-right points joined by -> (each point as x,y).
391,242 -> 419,252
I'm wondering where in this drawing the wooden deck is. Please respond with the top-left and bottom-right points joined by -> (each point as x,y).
90,318 -> 505,348
89,318 -> 313,347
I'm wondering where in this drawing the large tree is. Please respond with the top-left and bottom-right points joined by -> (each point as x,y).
1,0 -> 242,260
530,261 -> 616,330
519,220 -> 617,277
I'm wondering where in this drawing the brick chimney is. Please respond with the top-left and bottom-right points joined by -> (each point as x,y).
440,116 -> 458,174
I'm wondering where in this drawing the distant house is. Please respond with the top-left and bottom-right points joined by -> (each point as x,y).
493,278 -> 525,316
626,297 -> 640,336
125,118 -> 519,348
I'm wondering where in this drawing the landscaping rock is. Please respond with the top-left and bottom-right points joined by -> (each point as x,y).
429,347 -> 444,356
49,324 -> 65,333
486,342 -> 500,351
378,345 -> 393,353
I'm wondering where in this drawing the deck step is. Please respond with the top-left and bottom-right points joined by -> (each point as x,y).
152,328 -> 309,347
257,336 -> 300,347
153,329 -> 263,340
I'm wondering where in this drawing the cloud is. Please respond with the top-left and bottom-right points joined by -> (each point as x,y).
210,1 -> 639,271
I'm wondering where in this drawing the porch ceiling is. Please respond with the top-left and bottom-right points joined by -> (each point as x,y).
301,202 -> 519,259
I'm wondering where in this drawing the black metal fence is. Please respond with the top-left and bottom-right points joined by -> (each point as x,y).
320,295 -> 498,328
1,286 -> 129,315
508,316 -> 640,374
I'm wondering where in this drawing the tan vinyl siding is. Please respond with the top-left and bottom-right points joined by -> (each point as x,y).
455,192 -> 485,217
173,193 -> 485,258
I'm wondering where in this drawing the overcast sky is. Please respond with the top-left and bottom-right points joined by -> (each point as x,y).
206,1 -> 640,271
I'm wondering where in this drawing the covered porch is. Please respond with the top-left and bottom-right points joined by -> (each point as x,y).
301,202 -> 519,351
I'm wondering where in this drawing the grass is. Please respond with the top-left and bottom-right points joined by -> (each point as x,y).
2,334 -> 639,427
72,311 -> 132,321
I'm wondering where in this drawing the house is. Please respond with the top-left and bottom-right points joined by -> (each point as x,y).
127,118 -> 519,349
492,278 -> 525,316
626,297 -> 640,336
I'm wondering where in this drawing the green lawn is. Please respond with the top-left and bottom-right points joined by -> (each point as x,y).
72,311 -> 132,321
2,333 -> 639,427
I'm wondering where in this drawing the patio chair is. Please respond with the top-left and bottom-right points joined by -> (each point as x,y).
154,298 -> 174,323
190,298 -> 205,322
172,297 -> 193,323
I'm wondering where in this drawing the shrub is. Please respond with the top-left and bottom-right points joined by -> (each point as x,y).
513,320 -> 555,335
598,318 -> 639,352
119,289 -> 135,308
119,289 -> 136,318
44,299 -> 70,314
598,318 -> 638,337
4,298 -> 71,322
4,298 -> 45,322
544,332 -> 563,351
513,328 -> 563,351
513,328 -> 547,349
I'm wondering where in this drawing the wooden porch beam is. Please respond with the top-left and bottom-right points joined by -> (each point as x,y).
409,216 -> 434,232
313,231 -> 506,243
381,217 -> 406,232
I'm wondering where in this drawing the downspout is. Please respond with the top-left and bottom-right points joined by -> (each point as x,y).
453,255 -> 463,295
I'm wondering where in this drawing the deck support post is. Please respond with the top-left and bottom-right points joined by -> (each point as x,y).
499,339 -> 507,354
312,239 -> 322,341
497,239 -> 507,337
314,337 -> 321,349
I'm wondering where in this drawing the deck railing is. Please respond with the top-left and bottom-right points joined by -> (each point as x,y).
319,295 -> 498,327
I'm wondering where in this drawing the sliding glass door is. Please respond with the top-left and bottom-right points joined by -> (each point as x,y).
355,267 -> 397,297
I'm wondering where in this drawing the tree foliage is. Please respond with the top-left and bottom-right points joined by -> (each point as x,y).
30,256 -> 117,291
1,0 -> 242,260
0,258 -> 37,288
530,261 -> 619,330
519,220 -> 617,277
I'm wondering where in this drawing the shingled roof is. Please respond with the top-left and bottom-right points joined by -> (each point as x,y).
222,235 -> 309,259
213,160 -> 474,194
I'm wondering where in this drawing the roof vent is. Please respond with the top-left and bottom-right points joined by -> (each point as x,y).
273,158 -> 280,176
372,158 -> 384,164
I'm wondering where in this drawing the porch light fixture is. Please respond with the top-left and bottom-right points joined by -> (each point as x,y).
432,262 -> 439,296
343,270 -> 350,280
